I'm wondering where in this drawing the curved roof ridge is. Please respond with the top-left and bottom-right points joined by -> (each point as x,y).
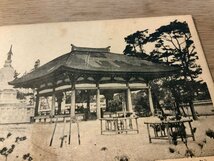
71,44 -> 110,53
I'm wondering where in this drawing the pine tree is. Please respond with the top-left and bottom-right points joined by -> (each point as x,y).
124,20 -> 208,120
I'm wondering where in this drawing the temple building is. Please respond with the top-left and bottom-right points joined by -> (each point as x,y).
9,44 -> 178,122
0,46 -> 34,124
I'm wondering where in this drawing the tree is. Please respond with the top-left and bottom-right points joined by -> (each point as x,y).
124,30 -> 149,59
124,20 -> 208,120
132,90 -> 150,116
150,20 -> 202,120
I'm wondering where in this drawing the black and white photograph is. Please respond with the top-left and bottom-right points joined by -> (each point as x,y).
0,15 -> 214,161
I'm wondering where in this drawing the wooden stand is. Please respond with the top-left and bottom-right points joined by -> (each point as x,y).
144,119 -> 195,144
100,116 -> 139,135
49,115 -> 81,147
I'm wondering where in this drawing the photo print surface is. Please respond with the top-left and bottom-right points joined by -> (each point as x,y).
0,15 -> 214,161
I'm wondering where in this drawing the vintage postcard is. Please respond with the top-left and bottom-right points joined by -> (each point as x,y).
0,15 -> 214,161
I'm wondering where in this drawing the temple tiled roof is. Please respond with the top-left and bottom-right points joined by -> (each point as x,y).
9,44 -> 179,88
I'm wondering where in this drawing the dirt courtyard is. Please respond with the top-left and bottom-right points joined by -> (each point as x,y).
0,116 -> 214,161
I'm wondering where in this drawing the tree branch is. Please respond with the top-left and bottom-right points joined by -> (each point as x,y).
174,36 -> 182,51
168,34 -> 180,51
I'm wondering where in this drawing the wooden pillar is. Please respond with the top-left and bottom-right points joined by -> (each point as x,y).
148,85 -> 155,116
51,89 -> 56,117
86,91 -> 90,110
105,97 -> 109,112
126,83 -> 133,112
70,88 -> 76,117
96,85 -> 101,119
56,93 -> 63,115
57,101 -> 62,115
34,90 -> 40,117
86,90 -> 90,120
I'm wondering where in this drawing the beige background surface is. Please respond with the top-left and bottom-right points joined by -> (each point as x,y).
0,0 -> 213,79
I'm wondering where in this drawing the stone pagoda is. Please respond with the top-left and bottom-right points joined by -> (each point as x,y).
0,46 -> 34,124
0,45 -> 17,103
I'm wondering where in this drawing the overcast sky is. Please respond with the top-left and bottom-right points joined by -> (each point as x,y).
0,15 -> 213,100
